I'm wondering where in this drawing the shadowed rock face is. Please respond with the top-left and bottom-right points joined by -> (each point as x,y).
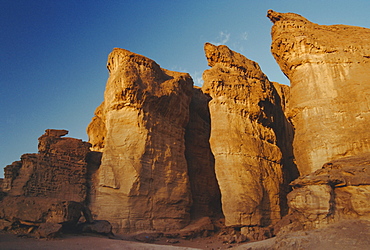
185,87 -> 222,219
88,48 -> 194,233
268,9 -> 370,175
201,43 -> 293,232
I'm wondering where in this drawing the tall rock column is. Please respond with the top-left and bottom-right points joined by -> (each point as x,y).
202,43 -> 286,234
268,10 -> 370,175
87,48 -> 193,233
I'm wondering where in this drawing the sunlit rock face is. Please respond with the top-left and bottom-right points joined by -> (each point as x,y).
283,153 -> 370,231
202,43 -> 293,232
268,10 -> 370,175
87,48 -> 194,233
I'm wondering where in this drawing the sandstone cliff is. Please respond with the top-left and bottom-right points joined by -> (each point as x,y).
202,43 -> 295,238
0,129 -> 95,235
268,10 -> 370,175
2,10 -> 370,245
87,48 -> 194,233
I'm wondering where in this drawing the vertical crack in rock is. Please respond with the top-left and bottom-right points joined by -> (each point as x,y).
185,87 -> 223,219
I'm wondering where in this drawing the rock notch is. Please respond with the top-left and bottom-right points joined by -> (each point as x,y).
268,9 -> 370,175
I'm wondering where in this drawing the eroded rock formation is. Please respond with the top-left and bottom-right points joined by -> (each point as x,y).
281,153 -> 370,231
87,48 -> 194,233
2,11 -> 370,244
3,129 -> 90,201
202,43 -> 294,237
268,9 -> 370,175
0,129 -> 97,235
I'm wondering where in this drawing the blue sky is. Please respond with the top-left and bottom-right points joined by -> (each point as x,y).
1,0 -> 370,177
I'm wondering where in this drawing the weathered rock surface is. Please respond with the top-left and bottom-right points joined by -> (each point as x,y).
3,11 -> 370,246
36,222 -> 63,238
269,9 -> 370,175
2,161 -> 21,193
0,129 -> 94,235
80,220 -> 113,235
87,48 -> 194,233
2,129 -> 91,201
201,43 -> 294,235
278,153 -> 370,232
86,102 -> 106,152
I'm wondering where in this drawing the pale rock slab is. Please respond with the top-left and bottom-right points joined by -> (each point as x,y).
268,10 -> 370,175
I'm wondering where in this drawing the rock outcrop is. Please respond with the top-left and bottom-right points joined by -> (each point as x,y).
278,153 -> 370,232
2,129 -> 90,201
268,10 -> 370,175
0,129 -> 99,236
3,11 -> 370,245
201,43 -> 295,238
87,48 -> 194,233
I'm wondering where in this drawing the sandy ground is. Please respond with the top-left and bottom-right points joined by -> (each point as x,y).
2,219 -> 370,250
235,219 -> 370,250
0,232 -> 244,250
0,232 -> 198,250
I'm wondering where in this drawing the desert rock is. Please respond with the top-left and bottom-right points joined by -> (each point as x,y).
202,43 -> 291,233
87,48 -> 194,233
36,222 -> 63,238
80,220 -> 113,235
1,129 -> 91,201
0,130 -> 93,233
281,153 -> 370,231
268,10 -> 370,175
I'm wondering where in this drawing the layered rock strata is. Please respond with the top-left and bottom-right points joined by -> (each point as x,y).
280,153 -> 370,231
202,43 -> 293,235
0,129 -> 95,234
268,10 -> 370,175
87,48 -> 194,233
3,129 -> 91,201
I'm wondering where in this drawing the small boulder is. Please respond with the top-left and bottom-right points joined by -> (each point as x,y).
81,220 -> 113,235
37,222 -> 62,238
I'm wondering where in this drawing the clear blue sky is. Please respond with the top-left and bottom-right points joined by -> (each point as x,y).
1,0 -> 369,177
